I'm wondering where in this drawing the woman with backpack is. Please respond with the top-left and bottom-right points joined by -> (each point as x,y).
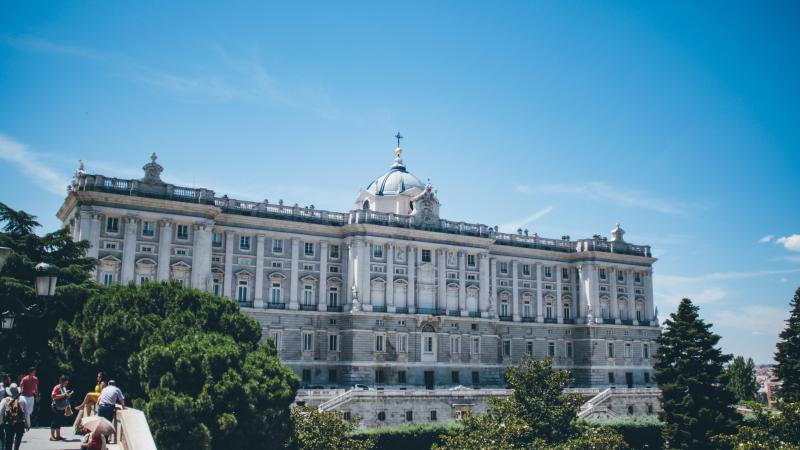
1,383 -> 27,450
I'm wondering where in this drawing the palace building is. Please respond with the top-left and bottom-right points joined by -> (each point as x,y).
57,144 -> 659,391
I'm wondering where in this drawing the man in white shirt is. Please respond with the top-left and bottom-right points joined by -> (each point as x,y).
96,380 -> 125,423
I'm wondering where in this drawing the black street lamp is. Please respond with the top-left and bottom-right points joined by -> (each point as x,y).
35,262 -> 59,297
0,248 -> 59,328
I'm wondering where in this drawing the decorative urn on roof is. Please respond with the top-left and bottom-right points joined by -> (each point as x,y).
142,152 -> 164,184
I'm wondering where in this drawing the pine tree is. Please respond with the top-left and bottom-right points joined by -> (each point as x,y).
775,287 -> 800,402
655,298 -> 739,449
726,355 -> 757,402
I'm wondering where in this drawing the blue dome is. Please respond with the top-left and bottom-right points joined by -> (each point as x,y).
367,157 -> 425,196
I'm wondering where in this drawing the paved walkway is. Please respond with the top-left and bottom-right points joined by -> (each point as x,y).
17,427 -> 120,450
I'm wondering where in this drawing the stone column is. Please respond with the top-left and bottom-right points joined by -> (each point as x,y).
536,263 -> 544,322
592,265 -> 601,323
361,240 -> 371,309
479,253 -> 489,314
458,251 -> 467,315
490,258 -> 498,319
579,265 -> 593,323
386,243 -> 395,312
289,238 -> 300,310
407,246 -> 416,313
610,267 -> 620,323
191,222 -> 213,291
318,240 -> 328,311
437,248 -> 447,313
645,270 -> 654,322
73,210 -> 86,243
120,216 -> 138,284
511,260 -> 520,321
555,264 -> 563,323
88,213 -> 101,259
156,219 -> 172,281
345,240 -> 355,310
254,234 -> 266,308
627,268 -> 637,324
223,231 -> 234,299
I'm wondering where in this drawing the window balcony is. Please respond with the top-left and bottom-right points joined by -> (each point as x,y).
267,302 -> 286,310
562,318 -> 575,324
326,305 -> 343,312
372,306 -> 387,313
637,320 -> 652,327
543,318 -> 557,324
417,308 -> 446,316
395,307 -> 409,314
300,304 -> 318,311
521,317 -> 536,323
602,318 -> 616,324
468,311 -> 481,318
499,315 -> 513,322
238,301 -> 253,308
448,311 -> 461,317
620,319 -> 634,325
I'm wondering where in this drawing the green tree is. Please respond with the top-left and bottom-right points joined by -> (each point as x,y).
775,287 -> 800,402
54,282 -> 299,450
0,202 -> 97,390
714,402 -> 800,449
726,356 -> 758,402
290,406 -> 373,450
435,357 -> 627,450
654,298 -> 739,449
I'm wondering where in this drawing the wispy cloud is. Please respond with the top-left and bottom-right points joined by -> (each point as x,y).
710,306 -> 789,339
0,134 -> 70,196
516,181 -> 690,215
1,34 -> 343,119
759,234 -> 774,243
655,268 -> 800,310
776,235 -> 800,252
499,206 -> 554,233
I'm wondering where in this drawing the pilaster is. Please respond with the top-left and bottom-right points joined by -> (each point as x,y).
318,240 -> 328,311
478,252 -> 489,313
120,216 -> 138,284
407,246 -> 416,314
386,243 -> 395,312
512,260 -> 520,321
190,222 -> 213,291
157,219 -> 172,282
223,231 -> 234,299
610,267 -> 620,323
536,263 -> 544,322
627,268 -> 637,325
254,234 -> 266,308
458,251 -> 467,315
555,264 -> 563,323
289,238 -> 300,310
437,248 -> 447,313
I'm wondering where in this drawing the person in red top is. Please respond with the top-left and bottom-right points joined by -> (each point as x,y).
19,368 -> 38,428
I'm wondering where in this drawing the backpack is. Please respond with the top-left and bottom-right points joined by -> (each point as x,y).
3,399 -> 25,427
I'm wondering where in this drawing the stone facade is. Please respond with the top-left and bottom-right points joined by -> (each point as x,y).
57,150 -> 660,389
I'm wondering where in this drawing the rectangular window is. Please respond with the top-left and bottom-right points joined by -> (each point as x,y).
398,334 -> 408,353
329,245 -> 340,259
303,263 -> 314,271
174,248 -> 188,256
544,266 -> 552,278
302,369 -> 311,383
395,267 -> 406,275
471,337 -> 481,354
608,372 -> 615,384
328,287 -> 339,307
237,280 -> 248,302
522,264 -> 530,276
625,343 -> 632,358
104,242 -> 118,249
405,410 -> 413,422
103,273 -> 114,286
302,332 -> 314,352
329,265 -> 339,273
450,335 -> 461,354
421,249 -> 431,263
467,273 -> 477,280
303,285 -> 314,305
373,245 -> 383,258
375,334 -> 385,352
430,410 -> 437,421
618,271 -> 625,282
142,221 -> 155,237
269,331 -> 281,349
643,343 -> 650,359
140,245 -> 154,253
499,262 -> 508,274
343,412 -> 351,421
398,370 -> 407,384
328,369 -> 337,383
272,261 -> 283,268
328,334 -> 339,352
467,254 -> 476,267
304,242 -> 314,256
635,272 -> 642,283
105,217 -> 119,233
177,225 -> 189,240
502,340 -> 511,357
271,283 -> 282,302
424,336 -> 434,354
371,264 -> 385,273
239,236 -> 251,250
599,268 -> 607,280
376,369 -> 385,384
212,278 -> 221,296
644,372 -> 651,383
451,371 -> 460,384
272,239 -> 284,253
526,341 -> 534,355
607,342 -> 615,358
472,371 -> 480,385
548,341 -> 556,357
562,267 -> 570,280
566,342 -> 573,358
212,232 -> 223,247
212,256 -> 222,263
523,302 -> 531,318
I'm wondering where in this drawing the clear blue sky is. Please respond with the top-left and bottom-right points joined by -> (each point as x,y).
1,1 -> 798,363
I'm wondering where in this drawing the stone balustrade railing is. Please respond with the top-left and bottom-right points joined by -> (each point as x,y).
116,407 -> 157,450
71,172 -> 652,258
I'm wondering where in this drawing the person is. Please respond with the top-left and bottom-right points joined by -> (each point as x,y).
76,372 -> 106,416
1,383 -> 27,450
96,380 -> 124,423
0,374 -> 11,446
19,368 -> 38,428
50,375 -> 73,441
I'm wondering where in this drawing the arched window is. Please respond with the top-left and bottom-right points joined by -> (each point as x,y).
545,298 -> 554,319
362,200 -> 370,210
563,301 -> 571,320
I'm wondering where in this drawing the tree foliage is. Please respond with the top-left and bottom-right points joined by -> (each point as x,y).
434,357 -> 627,450
54,282 -> 298,450
775,287 -> 800,403
654,298 -> 739,449
290,406 -> 373,450
726,355 -> 758,402
714,402 -> 800,450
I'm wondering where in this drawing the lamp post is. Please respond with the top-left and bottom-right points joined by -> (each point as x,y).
0,250 -> 59,329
